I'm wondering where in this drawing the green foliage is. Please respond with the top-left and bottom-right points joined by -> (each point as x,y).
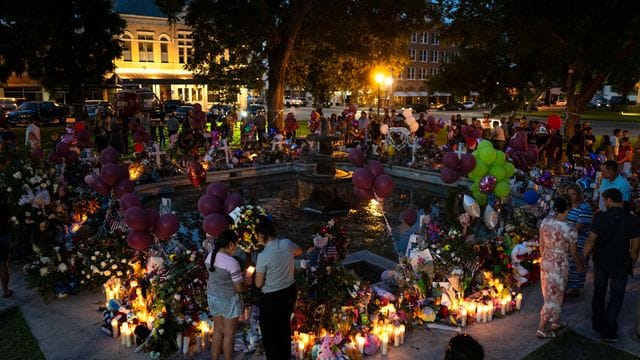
0,0 -> 125,104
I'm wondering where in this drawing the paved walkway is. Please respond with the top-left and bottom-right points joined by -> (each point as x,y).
2,260 -> 640,360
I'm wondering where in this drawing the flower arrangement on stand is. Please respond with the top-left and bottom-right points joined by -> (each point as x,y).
229,205 -> 268,253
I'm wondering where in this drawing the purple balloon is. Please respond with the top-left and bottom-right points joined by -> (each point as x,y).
373,174 -> 394,198
155,213 -> 179,240
198,194 -> 224,216
124,206 -> 148,231
206,182 -> 229,200
114,179 -> 135,198
440,167 -> 460,184
353,186 -> 374,202
366,160 -> 385,178
120,193 -> 142,212
203,213 -> 229,237
459,153 -> 477,175
127,231 -> 153,250
100,163 -> 121,186
479,175 -> 497,193
352,168 -> 375,190
91,176 -> 111,196
100,147 -> 119,164
348,148 -> 366,167
55,142 -> 70,156
402,209 -> 418,226
224,192 -> 244,214
442,152 -> 460,170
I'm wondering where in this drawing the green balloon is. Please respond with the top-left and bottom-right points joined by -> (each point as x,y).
494,180 -> 511,198
473,191 -> 488,206
504,162 -> 516,178
494,151 -> 506,166
472,149 -> 480,158
469,160 -> 488,179
479,147 -> 497,164
490,165 -> 507,181
478,140 -> 493,150
470,180 -> 480,193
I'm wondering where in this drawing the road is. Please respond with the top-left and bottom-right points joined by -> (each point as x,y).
283,106 -> 640,137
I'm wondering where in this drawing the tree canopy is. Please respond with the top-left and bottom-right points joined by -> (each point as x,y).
157,0 -> 432,128
429,0 -> 640,133
0,0 -> 125,104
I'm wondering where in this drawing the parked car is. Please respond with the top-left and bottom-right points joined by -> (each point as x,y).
463,101 -> 476,109
297,97 -> 308,107
172,105 -> 193,122
0,98 -> 18,111
241,104 -> 266,118
7,101 -> 69,126
84,100 -> 115,120
587,96 -> 609,109
409,103 -> 429,113
284,96 -> 302,107
435,102 -> 465,111
207,104 -> 232,118
163,99 -> 184,113
554,98 -> 567,106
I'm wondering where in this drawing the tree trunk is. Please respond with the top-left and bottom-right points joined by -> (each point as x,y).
564,71 -> 607,138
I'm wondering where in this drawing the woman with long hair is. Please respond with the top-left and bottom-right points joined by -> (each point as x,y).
536,195 -> 582,338
254,216 -> 302,359
205,229 -> 248,360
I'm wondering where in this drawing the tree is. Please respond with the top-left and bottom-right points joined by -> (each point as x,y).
157,0 -> 431,129
430,0 -> 640,136
0,0 -> 125,106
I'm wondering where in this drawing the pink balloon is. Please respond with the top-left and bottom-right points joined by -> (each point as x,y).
402,209 -> 418,226
373,174 -> 394,198
203,213 -> 229,237
348,148 -> 366,167
124,206 -> 148,231
145,208 -> 160,232
55,142 -> 70,156
101,163 -> 121,186
440,167 -> 460,184
442,152 -> 460,169
353,186 -> 374,202
352,168 -> 375,190
155,213 -> 179,240
366,160 -> 385,178
126,231 -> 153,250
224,192 -> 244,214
91,176 -> 111,196
198,194 -> 224,216
206,182 -> 229,200
100,147 -> 119,164
459,153 -> 477,175
114,179 -> 135,198
84,174 -> 95,185
120,193 -> 142,212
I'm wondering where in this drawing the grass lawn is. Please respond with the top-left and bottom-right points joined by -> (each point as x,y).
0,307 -> 45,359
522,109 -> 640,123
523,330 -> 639,360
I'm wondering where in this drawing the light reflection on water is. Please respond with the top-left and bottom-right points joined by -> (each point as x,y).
147,174 -> 449,261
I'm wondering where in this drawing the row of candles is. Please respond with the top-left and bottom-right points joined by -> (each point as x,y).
458,293 -> 523,326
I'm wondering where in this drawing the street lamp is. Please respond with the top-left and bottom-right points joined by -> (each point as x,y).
374,73 -> 393,119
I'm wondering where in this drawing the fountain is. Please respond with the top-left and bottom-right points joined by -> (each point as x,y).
297,114 -> 352,214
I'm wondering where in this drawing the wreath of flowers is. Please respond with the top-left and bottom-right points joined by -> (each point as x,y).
177,130 -> 204,151
387,127 -> 410,150
229,205 -> 268,253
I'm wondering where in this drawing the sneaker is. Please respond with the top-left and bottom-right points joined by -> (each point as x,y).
601,335 -> 619,343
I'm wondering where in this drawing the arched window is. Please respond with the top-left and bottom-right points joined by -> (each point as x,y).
121,34 -> 132,61
159,35 -> 170,63
138,33 -> 154,62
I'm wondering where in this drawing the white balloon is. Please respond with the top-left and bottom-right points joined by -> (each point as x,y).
402,108 -> 416,124
483,205 -> 499,229
463,194 -> 481,218
409,122 -> 419,133
380,124 -> 389,135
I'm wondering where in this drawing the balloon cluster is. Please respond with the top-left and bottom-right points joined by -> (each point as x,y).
440,151 -> 477,184
198,182 -> 244,237
349,149 -> 395,201
48,141 -> 80,164
120,193 -> 179,250
461,125 -> 482,149
132,125 -> 151,153
423,115 -> 445,133
467,140 -> 515,205
506,131 -> 538,171
401,109 -> 419,133
85,147 -> 133,197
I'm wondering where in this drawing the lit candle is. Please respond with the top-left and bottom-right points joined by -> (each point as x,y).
298,341 -> 305,360
320,328 -> 328,338
201,322 -> 209,348
461,308 -> 468,327
381,332 -> 389,355
500,298 -> 507,316
125,327 -> 132,347
468,302 -> 477,318
488,305 -> 494,321
111,318 -> 119,338
356,335 -> 365,354
505,294 -> 512,312
394,326 -> 401,347
399,324 -> 406,344
516,293 -> 523,310
120,323 -> 128,346
475,303 -> 483,323
182,335 -> 190,354
246,265 -> 255,277
176,332 -> 183,353
482,304 -> 489,323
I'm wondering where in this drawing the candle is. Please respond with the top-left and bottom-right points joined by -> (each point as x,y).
381,332 -> 389,355
506,295 -> 512,312
475,304 -> 483,323
111,318 -> 119,338
124,326 -> 132,347
147,316 -> 154,331
394,326 -> 401,347
176,332 -> 183,353
356,335 -> 365,354
461,308 -> 468,327
482,304 -> 489,323
201,322 -> 209,348
320,328 -> 328,338
500,299 -> 507,316
399,324 -> 406,344
488,305 -> 494,322
468,302 -> 477,318
516,293 -> 523,310
182,335 -> 190,354
297,341 -> 305,360
246,265 -> 255,277
120,323 -> 128,346
195,334 -> 202,353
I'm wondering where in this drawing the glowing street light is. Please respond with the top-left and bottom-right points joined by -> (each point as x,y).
374,72 -> 393,118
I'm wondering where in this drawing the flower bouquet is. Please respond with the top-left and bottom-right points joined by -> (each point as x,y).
229,205 -> 268,253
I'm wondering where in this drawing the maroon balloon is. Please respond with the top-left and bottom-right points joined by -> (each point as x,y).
352,168 -> 375,190
206,182 -> 229,200
203,213 -> 229,237
145,208 -> 160,232
155,213 -> 179,240
509,132 -> 528,152
120,193 -> 142,212
100,147 -> 119,164
55,142 -> 70,156
113,179 -> 135,198
348,148 -> 366,167
48,151 -> 63,164
64,150 -> 79,164
224,192 -> 244,214
92,176 -> 111,196
402,208 -> 418,227
124,206 -> 148,231
525,145 -> 539,164
459,153 -> 477,175
461,126 -> 475,137
442,152 -> 460,170
353,186 -> 374,202
101,163 -> 121,186
440,167 -> 460,184
366,160 -> 385,178
198,194 -> 224,216
479,175 -> 497,193
126,231 -> 153,250
373,174 -> 394,198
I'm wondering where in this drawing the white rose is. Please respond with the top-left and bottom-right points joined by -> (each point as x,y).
116,271 -> 123,277
100,261 -> 107,268
58,263 -> 68,272
10,216 -> 16,222
111,264 -> 117,270
158,329 -> 164,335
39,267 -> 49,276
6,187 -> 11,192
13,172 -> 21,179
94,251 -> 100,256
174,294 -> 181,301
86,274 -> 91,279
25,212 -> 31,217
90,256 -> 96,261
41,257 -> 51,264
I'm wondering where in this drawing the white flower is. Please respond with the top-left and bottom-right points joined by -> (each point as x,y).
94,251 -> 100,256
40,183 -> 47,189
90,265 -> 99,273
6,187 -> 11,192
186,250 -> 191,255
10,216 -> 16,222
106,253 -> 111,259
100,261 -> 107,268
53,246 -> 60,253
111,264 -> 117,270
86,274 -> 91,279
158,329 -> 164,335
39,267 -> 49,276
25,212 -> 31,217
116,271 -> 123,277
174,294 -> 181,301
13,172 -> 21,179
121,259 -> 127,263
90,256 -> 96,261
58,263 -> 68,272
103,270 -> 111,276
41,257 -> 51,264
